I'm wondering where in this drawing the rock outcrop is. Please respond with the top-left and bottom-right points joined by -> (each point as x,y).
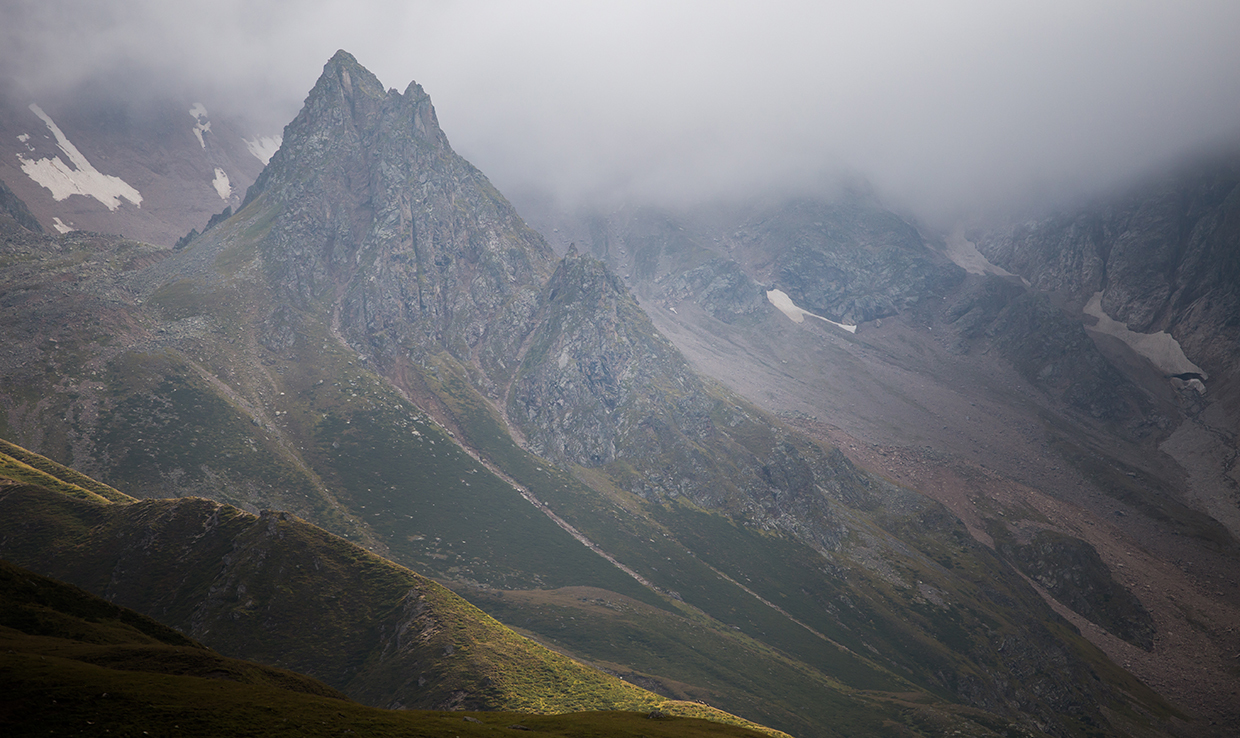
0,176 -> 43,233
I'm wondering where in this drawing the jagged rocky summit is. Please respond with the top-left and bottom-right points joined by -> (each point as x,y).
241,50 -> 553,390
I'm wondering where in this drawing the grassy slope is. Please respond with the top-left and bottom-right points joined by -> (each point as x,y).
0,484 -> 658,714
0,559 -> 780,738
0,445 -> 783,736
0,437 -> 132,502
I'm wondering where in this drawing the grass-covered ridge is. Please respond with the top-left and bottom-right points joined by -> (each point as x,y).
0,558 -> 783,738
0,483 -> 656,714
0,437 -> 132,502
0,444 -> 780,735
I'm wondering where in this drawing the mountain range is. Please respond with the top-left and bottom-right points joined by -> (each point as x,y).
2,50 -> 1237,737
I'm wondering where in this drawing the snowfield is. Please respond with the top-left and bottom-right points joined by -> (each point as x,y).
212,168 -> 232,200
1084,292 -> 1205,383
17,104 -> 143,210
189,103 -> 211,148
942,230 -> 1027,284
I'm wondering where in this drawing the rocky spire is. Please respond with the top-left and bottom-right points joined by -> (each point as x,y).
239,51 -> 555,379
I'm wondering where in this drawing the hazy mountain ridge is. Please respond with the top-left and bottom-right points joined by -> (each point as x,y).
519,172 -> 1240,732
0,51 -> 1229,737
972,160 -> 1240,414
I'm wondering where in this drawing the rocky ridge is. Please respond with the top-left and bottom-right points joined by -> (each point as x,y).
242,51 -> 553,393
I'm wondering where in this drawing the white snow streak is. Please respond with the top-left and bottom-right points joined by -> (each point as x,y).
51,217 -> 74,234
212,167 -> 232,200
943,230 -> 1027,285
767,289 -> 857,333
16,104 -> 142,210
1083,292 -> 1205,381
189,103 -> 211,148
244,135 -> 281,165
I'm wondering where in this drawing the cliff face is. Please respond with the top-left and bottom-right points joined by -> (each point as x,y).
975,161 -> 1240,381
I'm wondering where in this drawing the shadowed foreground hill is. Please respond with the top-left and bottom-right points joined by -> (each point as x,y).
0,443 -> 780,736
0,559 -> 779,738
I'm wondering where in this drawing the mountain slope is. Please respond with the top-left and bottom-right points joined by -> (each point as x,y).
518,186 -> 1240,733
0,446 -> 789,733
0,483 -> 662,713
973,161 -> 1240,534
0,51 -> 1208,738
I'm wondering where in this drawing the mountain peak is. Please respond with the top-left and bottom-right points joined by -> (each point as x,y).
231,52 -> 553,382
327,48 -> 357,65
316,48 -> 385,103
243,50 -> 446,211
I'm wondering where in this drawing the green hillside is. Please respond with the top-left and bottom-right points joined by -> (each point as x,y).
0,559 -> 781,738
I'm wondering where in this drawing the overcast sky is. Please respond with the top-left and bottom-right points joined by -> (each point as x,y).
5,0 -> 1240,221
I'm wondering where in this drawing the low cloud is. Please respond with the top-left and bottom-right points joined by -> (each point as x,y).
6,0 -> 1240,221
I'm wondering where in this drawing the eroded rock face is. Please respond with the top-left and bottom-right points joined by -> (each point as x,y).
760,198 -> 964,325
509,249 -> 666,468
992,527 -> 1156,650
974,161 -> 1240,380
664,258 -> 768,324
0,176 -> 43,233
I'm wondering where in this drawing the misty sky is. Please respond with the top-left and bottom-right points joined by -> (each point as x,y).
5,0 -> 1240,220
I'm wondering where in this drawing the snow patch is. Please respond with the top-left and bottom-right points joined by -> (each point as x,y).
1083,292 -> 1205,382
767,289 -> 857,333
51,217 -> 73,234
189,103 -> 211,148
244,135 -> 281,165
16,104 -> 142,210
212,167 -> 231,200
16,133 -> 29,143
943,230 -> 1027,284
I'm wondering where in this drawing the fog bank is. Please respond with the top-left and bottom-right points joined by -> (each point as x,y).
5,1 -> 1240,220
